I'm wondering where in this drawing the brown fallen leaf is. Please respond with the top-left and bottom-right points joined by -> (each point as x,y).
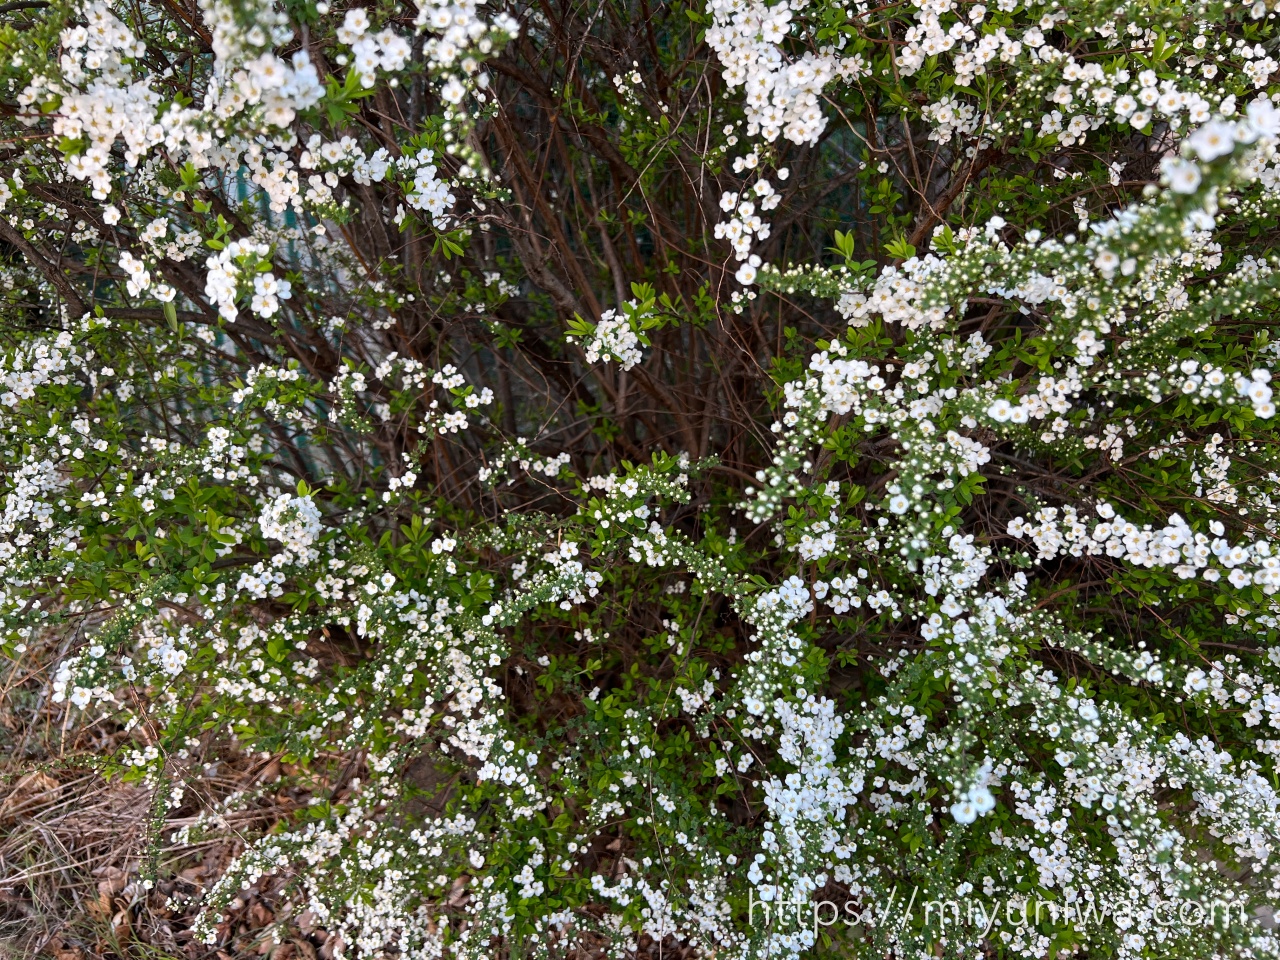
87,888 -> 112,921
91,865 -> 128,919
111,905 -> 132,943
0,771 -> 61,822
46,935 -> 86,960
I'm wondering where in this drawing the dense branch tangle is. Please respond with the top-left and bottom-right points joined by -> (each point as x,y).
6,0 -> 1280,958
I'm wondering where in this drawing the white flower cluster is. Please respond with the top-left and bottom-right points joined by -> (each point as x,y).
196,0 -> 322,128
203,238 -> 277,323
478,439 -> 575,486
897,0 -> 1020,83
1,331 -> 74,408
402,149 -> 456,221
204,48 -> 325,130
704,0 -> 834,146
792,515 -> 837,560
575,305 -> 645,370
51,655 -> 93,708
336,9 -> 413,88
258,492 -> 323,557
298,137 -> 457,225
412,0 -> 520,89
889,0 -> 1280,155
921,94 -> 982,144
986,371 -> 1081,424
249,270 -> 292,320
949,782 -> 996,824
837,255 -> 953,331
716,173 -> 779,264
1164,100 -> 1280,194
1010,503 -> 1280,592
1173,361 -> 1276,419
41,4 -> 157,196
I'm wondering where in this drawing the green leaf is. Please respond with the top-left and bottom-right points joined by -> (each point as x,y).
884,236 -> 916,260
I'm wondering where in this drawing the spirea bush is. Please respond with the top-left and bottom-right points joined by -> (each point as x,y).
7,0 -> 1280,955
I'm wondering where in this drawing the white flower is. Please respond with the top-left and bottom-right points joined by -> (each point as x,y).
1246,96 -> 1280,137
1165,158 -> 1202,194
1186,120 -> 1237,161
969,785 -> 995,815
338,8 -> 369,43
441,78 -> 466,104
988,398 -> 1013,422
951,798 -> 978,824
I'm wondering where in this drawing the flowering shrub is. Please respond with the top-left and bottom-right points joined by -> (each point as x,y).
5,0 -> 1280,957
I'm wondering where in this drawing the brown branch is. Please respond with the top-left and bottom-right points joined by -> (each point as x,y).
909,147 -> 1002,250
0,217 -> 87,317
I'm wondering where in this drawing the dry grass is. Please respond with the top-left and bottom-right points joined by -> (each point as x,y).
0,735 -> 694,960
1,636 -> 700,960
0,633 -> 338,960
